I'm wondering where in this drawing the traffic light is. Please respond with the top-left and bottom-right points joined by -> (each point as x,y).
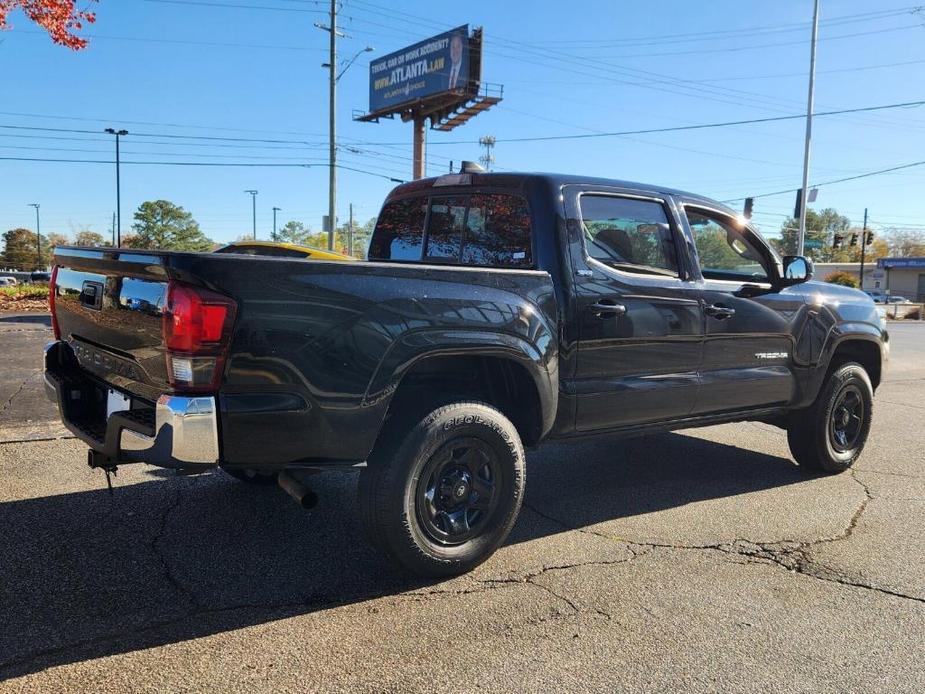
793,189 -> 803,219
832,233 -> 844,249
865,231 -> 875,246
849,233 -> 859,247
743,197 -> 754,219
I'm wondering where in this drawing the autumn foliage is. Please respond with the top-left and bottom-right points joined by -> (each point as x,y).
0,0 -> 96,50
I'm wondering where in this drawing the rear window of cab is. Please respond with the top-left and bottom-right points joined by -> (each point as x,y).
369,193 -> 533,268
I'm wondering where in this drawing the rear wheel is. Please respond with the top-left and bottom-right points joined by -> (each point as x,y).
787,362 -> 873,473
358,401 -> 525,577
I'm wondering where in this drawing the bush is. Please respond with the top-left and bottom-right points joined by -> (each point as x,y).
823,271 -> 860,288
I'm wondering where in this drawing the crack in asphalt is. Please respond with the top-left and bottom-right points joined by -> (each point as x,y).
0,377 -> 29,414
0,434 -> 76,445
524,474 -> 925,606
1,465 -> 919,678
147,481 -> 202,611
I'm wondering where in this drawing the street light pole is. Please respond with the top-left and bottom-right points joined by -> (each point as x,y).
272,206 -> 281,242
28,203 -> 41,268
797,0 -> 820,256
104,128 -> 128,247
244,190 -> 258,240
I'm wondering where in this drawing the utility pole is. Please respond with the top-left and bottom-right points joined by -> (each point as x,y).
348,203 -> 354,257
105,128 -> 128,246
314,0 -> 341,250
479,135 -> 496,171
111,212 -> 116,247
244,190 -> 258,239
28,203 -> 41,268
859,207 -> 868,289
797,0 -> 820,256
272,206 -> 281,242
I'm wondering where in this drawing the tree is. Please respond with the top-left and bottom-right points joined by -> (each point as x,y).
0,0 -> 97,50
776,208 -> 851,261
823,271 -> 860,288
129,200 -> 213,251
347,217 -> 376,258
45,232 -> 69,249
74,230 -> 105,247
2,228 -> 48,269
884,228 -> 925,257
277,220 -> 310,245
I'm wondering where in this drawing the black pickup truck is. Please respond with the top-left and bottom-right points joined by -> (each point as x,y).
44,170 -> 887,576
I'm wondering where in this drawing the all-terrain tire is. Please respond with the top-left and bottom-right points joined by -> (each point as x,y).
357,401 -> 526,577
787,362 -> 873,473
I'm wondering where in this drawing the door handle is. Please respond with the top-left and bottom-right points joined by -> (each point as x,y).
588,300 -> 627,318
705,303 -> 736,319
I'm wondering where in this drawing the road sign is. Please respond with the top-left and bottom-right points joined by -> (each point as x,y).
804,238 -> 823,249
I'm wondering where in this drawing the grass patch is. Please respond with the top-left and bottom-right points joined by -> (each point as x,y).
0,284 -> 50,300
0,283 -> 50,311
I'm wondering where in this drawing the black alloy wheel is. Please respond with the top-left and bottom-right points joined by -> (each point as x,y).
415,438 -> 501,546
828,384 -> 865,453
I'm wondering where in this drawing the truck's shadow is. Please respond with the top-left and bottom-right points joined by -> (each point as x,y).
0,431 -> 806,679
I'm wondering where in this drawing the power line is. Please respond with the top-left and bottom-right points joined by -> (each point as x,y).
444,100 -> 925,146
499,4 -> 925,46
144,0 -> 325,13
8,29 -> 326,51
337,2 -> 925,131
534,23 -> 925,59
0,156 -> 406,181
4,99 -> 923,148
721,159 -> 925,203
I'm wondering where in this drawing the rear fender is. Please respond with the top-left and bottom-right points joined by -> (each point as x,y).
365,328 -> 559,439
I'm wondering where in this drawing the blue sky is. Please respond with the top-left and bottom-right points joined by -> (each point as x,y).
2,0 -> 924,244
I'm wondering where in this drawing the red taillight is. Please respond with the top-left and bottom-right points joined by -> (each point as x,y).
163,281 -> 237,392
49,265 -> 61,339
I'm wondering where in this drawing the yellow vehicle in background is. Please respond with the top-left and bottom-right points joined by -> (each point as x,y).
214,241 -> 355,261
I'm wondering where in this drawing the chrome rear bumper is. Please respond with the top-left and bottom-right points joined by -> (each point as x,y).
44,341 -> 220,469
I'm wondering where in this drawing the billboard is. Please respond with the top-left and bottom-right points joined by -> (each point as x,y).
368,25 -> 471,115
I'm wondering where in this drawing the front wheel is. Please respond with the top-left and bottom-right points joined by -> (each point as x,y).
358,402 -> 526,577
787,362 -> 874,473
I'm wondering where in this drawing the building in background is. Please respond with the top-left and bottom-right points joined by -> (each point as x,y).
812,258 -> 925,302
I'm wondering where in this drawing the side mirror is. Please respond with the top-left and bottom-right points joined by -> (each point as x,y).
780,255 -> 813,285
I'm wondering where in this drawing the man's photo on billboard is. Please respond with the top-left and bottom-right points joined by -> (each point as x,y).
448,33 -> 464,90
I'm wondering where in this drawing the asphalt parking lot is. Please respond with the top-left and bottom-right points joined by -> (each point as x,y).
0,313 -> 923,693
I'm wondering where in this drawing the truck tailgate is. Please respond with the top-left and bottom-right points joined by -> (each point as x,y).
52,248 -> 172,401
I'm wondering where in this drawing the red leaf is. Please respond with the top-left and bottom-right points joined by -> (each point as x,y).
0,1 -> 99,51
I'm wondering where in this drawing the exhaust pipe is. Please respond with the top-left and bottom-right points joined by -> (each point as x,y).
278,470 -> 319,510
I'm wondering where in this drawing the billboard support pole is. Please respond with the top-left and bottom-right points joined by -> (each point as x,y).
412,115 -> 426,180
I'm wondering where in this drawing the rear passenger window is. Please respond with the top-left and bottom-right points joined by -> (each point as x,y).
425,197 -> 467,261
368,196 -> 427,260
463,194 -> 532,267
579,195 -> 678,276
370,192 -> 533,267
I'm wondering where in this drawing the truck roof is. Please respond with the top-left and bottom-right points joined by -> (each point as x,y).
387,171 -> 735,214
